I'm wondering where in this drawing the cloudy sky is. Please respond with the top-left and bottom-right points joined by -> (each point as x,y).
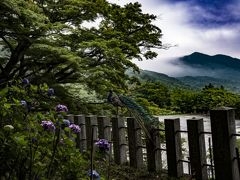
107,0 -> 240,75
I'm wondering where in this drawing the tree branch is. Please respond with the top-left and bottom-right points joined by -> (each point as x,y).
56,70 -> 76,82
0,64 -> 4,73
88,56 -> 105,67
54,64 -> 73,77
0,35 -> 14,52
4,39 -> 32,77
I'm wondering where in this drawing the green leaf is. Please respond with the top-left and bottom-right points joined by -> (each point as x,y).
14,135 -> 27,146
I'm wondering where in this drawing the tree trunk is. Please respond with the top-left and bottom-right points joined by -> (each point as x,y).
0,40 -> 32,84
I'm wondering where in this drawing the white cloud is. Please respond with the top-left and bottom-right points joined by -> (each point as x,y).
201,28 -> 237,40
107,0 -> 240,76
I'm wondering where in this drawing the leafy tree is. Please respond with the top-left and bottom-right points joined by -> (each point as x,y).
0,0 -> 164,96
171,89 -> 198,113
197,85 -> 238,113
135,82 -> 171,108
169,84 -> 240,114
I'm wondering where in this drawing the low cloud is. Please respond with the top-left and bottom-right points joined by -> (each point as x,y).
133,57 -> 218,77
108,0 -> 240,76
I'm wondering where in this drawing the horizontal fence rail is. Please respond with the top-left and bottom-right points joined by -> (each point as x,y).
66,107 -> 240,180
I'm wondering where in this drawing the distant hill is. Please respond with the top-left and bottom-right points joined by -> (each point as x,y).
128,69 -> 191,89
177,76 -> 240,92
180,52 -> 240,69
130,52 -> 240,93
178,52 -> 240,80
131,69 -> 240,93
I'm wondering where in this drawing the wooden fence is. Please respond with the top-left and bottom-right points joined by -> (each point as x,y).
66,107 -> 240,180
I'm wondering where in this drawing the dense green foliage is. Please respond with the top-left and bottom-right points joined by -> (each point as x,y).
2,0 -> 240,179
177,76 -> 240,93
0,0 -> 164,98
0,79 -> 170,180
128,69 -> 189,89
128,69 -> 240,116
135,82 -> 171,108
132,80 -> 240,116
0,81 -> 92,179
171,84 -> 240,114
0,1 -> 168,179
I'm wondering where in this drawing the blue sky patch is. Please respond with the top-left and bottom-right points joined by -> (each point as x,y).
162,0 -> 239,27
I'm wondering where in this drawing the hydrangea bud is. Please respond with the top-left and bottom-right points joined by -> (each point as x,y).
55,104 -> 68,112
20,100 -> 27,107
88,170 -> 100,180
41,121 -> 55,131
4,125 -> 14,131
69,124 -> 80,134
32,137 -> 38,143
61,119 -> 70,129
22,78 -> 29,85
48,88 -> 54,96
95,139 -> 110,151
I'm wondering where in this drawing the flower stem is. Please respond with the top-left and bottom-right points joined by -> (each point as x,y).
47,128 -> 60,178
90,127 -> 94,180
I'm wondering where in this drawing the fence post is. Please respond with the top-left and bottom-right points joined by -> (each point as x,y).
187,118 -> 208,180
74,115 -> 87,152
146,126 -> 162,172
154,128 -> 162,172
127,117 -> 144,168
146,128 -> 156,172
97,116 -> 112,159
112,116 -> 127,165
97,116 -> 111,141
210,107 -> 240,180
165,118 -> 183,177
85,115 -> 98,149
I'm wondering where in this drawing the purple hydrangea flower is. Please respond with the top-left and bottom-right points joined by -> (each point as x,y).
41,121 -> 55,131
88,170 -> 100,180
48,88 -> 54,96
95,139 -> 110,151
55,104 -> 68,112
69,124 -> 80,133
22,78 -> 29,84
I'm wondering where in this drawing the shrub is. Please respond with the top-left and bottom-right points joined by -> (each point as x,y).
0,80 -> 89,179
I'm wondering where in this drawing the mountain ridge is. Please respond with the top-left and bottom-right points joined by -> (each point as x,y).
131,52 -> 240,92
179,52 -> 240,78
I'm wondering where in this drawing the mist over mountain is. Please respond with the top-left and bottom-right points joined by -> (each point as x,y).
131,52 -> 240,93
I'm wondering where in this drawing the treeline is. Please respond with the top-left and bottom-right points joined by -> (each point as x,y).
132,82 -> 240,117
